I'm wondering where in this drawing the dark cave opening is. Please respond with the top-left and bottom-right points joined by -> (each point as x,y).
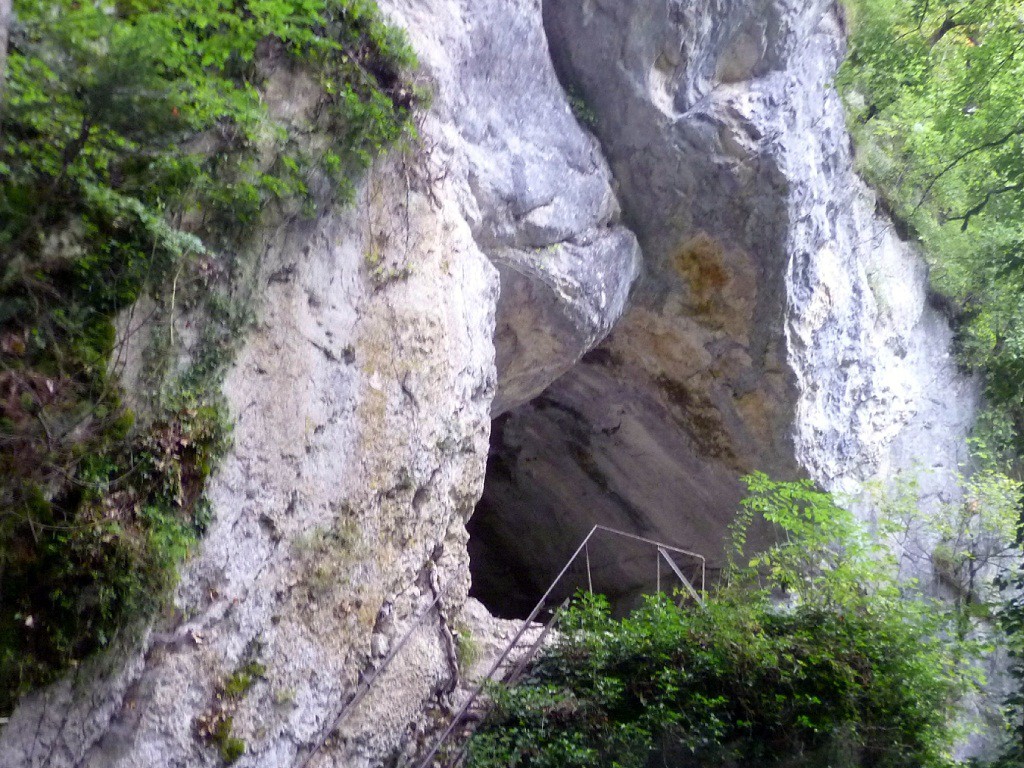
466,313 -> 796,619
467,387 -> 726,621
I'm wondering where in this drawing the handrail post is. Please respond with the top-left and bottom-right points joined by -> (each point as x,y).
415,526 -> 601,768
585,543 -> 593,594
657,547 -> 702,606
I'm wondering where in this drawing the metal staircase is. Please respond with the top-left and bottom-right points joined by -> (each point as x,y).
296,525 -> 706,768
415,525 -> 707,768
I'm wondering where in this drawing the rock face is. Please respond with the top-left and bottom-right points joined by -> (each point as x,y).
0,149 -> 497,768
0,0 -> 980,766
469,0 -> 977,614
0,1 -> 638,766
381,0 -> 642,416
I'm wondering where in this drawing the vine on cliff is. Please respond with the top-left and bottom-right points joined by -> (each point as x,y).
0,0 -> 419,714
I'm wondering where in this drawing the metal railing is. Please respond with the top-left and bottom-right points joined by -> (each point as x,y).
295,584 -> 454,768
414,525 -> 706,768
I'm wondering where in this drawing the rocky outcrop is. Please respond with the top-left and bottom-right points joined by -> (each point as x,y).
0,0 -> 11,88
381,0 -> 642,415
0,1 -> 638,766
470,0 -> 977,613
0,0 -> 981,765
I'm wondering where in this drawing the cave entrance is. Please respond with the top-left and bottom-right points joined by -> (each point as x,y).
466,383 -> 733,620
465,334 -> 790,620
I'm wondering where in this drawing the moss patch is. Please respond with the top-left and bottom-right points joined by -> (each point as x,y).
222,661 -> 267,699
196,656 -> 267,764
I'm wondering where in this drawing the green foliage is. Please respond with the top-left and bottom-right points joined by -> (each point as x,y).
211,715 -> 246,764
0,393 -> 231,712
565,86 -> 597,131
837,0 -> 1024,456
839,18 -> 1024,757
0,0 -> 416,714
729,471 -> 893,606
991,565 -> 1024,768
222,660 -> 266,698
467,477 -> 976,768
862,469 -> 1021,599
455,624 -> 480,675
470,594 -> 965,768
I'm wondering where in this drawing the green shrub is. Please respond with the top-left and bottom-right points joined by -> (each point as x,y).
466,477 -> 975,768
222,661 -> 266,698
469,594 -> 961,768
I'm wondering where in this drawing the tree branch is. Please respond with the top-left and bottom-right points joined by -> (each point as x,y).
913,124 -> 1024,213
928,12 -> 963,48
948,183 -> 1024,231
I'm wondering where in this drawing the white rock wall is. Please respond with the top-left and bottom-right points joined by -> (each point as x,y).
775,7 -> 979,497
0,1 -> 984,765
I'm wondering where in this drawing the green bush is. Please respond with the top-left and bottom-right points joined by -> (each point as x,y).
466,477 -> 974,768
469,594 -> 960,768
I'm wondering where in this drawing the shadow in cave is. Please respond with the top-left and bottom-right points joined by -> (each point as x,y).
467,413 -> 717,621
465,335 -> 789,621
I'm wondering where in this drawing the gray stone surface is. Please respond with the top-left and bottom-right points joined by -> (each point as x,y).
0,1 -> 640,765
471,0 -> 977,613
0,0 -> 986,765
382,0 -> 642,415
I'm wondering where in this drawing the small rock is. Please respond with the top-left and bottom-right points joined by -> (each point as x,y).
371,633 -> 390,658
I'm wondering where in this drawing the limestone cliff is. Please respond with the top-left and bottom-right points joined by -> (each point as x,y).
472,0 -> 976,612
0,2 -> 978,767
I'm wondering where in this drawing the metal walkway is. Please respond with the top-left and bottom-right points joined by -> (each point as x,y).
415,525 -> 706,768
295,525 -> 705,768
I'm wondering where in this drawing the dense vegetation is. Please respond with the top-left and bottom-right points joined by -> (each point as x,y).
0,0 -> 417,714
464,476 -> 1004,768
469,596 -> 959,768
837,0 -> 1024,458
839,2 -> 1024,762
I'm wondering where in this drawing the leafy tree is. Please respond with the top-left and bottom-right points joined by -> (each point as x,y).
990,565 -> 1024,767
858,469 -> 1020,633
838,0 -> 1024,457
